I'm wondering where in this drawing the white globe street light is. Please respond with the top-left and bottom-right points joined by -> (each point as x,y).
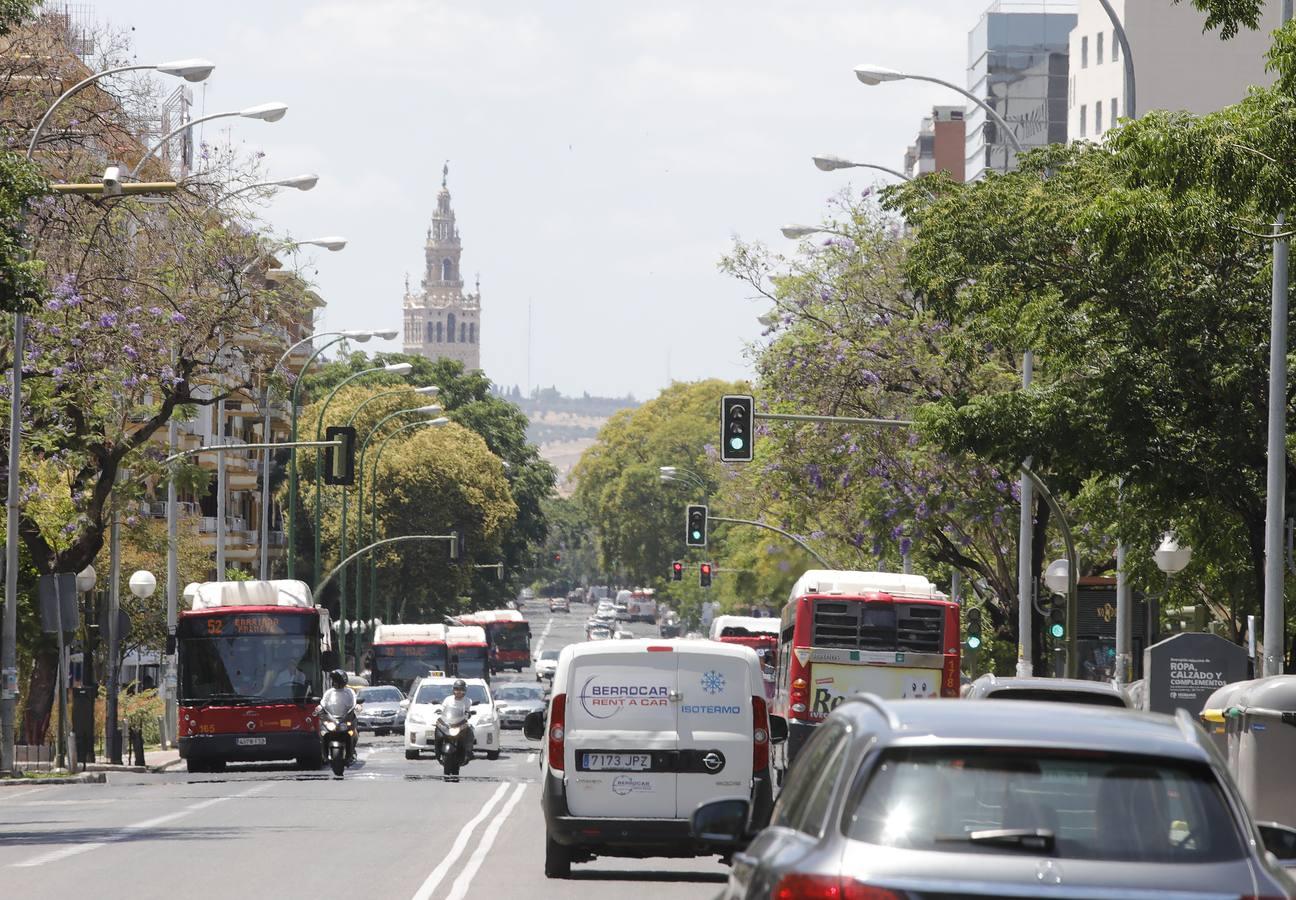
1043,559 -> 1069,596
1154,534 -> 1193,575
76,565 -> 98,594
128,570 -> 158,600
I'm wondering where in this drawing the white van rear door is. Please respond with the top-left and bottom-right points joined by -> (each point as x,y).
564,649 -> 677,818
675,649 -> 755,819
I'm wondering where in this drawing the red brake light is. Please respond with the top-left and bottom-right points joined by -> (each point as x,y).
548,693 -> 566,772
773,875 -> 900,900
752,695 -> 770,771
646,645 -> 674,652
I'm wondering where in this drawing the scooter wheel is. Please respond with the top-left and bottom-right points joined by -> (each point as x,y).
487,750 -> 500,761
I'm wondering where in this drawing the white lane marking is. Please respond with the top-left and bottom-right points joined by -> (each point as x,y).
444,783 -> 528,900
0,787 -> 49,801
410,782 -> 510,900
530,615 -> 555,657
9,783 -> 270,868
5,799 -> 117,807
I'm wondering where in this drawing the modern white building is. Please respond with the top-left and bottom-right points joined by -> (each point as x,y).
1068,0 -> 1282,142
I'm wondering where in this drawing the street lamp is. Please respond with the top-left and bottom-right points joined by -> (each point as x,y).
811,155 -> 912,182
312,363 -> 414,585
218,173 -> 319,204
128,102 -> 289,179
4,54 -> 216,778
779,224 -> 850,240
362,416 -> 450,624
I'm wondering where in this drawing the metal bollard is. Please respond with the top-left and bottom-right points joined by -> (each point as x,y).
129,725 -> 145,767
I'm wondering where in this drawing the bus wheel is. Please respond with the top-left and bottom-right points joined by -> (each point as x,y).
186,759 -> 207,774
297,755 -> 321,770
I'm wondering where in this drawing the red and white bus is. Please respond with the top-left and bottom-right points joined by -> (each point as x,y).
458,610 -> 531,673
772,570 -> 959,776
369,624 -> 449,693
446,625 -> 490,680
177,580 -> 333,773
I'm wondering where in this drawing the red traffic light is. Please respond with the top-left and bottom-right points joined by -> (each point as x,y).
671,561 -> 683,581
553,553 -> 561,562
699,562 -> 713,588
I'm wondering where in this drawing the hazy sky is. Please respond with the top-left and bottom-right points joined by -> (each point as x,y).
95,1 -> 1034,399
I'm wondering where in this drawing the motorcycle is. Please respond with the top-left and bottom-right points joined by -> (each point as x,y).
433,707 -> 476,777
319,691 -> 360,777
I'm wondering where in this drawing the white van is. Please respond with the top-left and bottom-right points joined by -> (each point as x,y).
525,638 -> 783,878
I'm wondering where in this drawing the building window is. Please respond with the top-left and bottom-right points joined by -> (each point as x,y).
468,323 -> 476,344
1112,31 -> 1119,61
424,321 -> 433,343
436,321 -> 443,342
1112,97 -> 1118,124
441,258 -> 452,281
1081,35 -> 1088,69
1096,100 -> 1103,134
1080,104 -> 1087,138
1096,32 -> 1103,65
447,313 -> 456,343
460,322 -> 467,342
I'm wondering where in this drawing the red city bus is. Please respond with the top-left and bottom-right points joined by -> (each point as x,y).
772,570 -> 959,778
177,580 -> 333,773
369,624 -> 449,693
458,610 -> 531,673
446,625 -> 490,680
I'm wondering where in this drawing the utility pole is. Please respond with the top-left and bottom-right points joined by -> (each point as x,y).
1017,352 -> 1034,677
106,486 -> 122,764
215,397 -> 227,579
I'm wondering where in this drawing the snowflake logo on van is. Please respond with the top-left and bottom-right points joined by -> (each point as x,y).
701,670 -> 726,695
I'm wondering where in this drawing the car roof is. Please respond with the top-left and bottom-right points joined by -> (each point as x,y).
562,636 -> 759,662
412,676 -> 490,692
969,674 -> 1129,701
832,696 -> 1212,763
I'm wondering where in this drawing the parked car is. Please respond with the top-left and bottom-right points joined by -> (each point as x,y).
549,596 -> 570,613
534,649 -> 561,681
403,676 -> 500,761
526,638 -> 783,878
355,685 -> 405,735
691,697 -> 1296,898
495,682 -> 547,730
965,674 -> 1131,707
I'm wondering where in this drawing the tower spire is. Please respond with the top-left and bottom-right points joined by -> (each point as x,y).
442,160 -> 448,188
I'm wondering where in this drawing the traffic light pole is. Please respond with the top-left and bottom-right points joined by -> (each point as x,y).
1020,463 -> 1078,678
314,533 -> 458,598
709,515 -> 835,569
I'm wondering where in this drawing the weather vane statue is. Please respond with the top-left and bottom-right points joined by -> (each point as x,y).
442,160 -> 448,188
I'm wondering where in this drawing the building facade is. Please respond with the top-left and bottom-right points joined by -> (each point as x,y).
966,1 -> 1076,181
403,165 -> 482,370
904,106 -> 967,181
1068,0 -> 1280,143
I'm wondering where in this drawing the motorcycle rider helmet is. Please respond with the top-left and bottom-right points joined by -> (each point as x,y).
329,669 -> 347,689
452,679 -> 466,692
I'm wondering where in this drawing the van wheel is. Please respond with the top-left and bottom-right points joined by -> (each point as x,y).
487,750 -> 500,760
405,749 -> 420,761
544,834 -> 571,878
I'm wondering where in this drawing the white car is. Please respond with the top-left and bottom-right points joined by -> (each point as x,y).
403,676 -> 500,761
534,649 -> 560,681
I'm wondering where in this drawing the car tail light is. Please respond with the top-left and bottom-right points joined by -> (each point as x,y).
752,695 -> 770,771
548,693 -> 566,771
941,654 -> 960,698
772,874 -> 900,900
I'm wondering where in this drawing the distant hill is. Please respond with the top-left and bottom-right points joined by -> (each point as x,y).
494,386 -> 639,492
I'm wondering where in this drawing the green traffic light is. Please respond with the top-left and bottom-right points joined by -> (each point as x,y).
1050,623 -> 1065,638
691,530 -> 702,540
966,635 -> 982,650
729,436 -> 745,451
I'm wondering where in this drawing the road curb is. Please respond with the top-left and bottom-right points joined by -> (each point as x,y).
149,758 -> 185,773
0,771 -> 106,786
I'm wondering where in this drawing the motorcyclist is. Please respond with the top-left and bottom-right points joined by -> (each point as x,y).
439,678 -> 476,761
316,669 -> 359,763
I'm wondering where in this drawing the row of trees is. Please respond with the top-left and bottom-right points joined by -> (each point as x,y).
570,6 -> 1296,670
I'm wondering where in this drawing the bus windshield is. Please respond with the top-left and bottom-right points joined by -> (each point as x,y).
372,644 -> 449,691
493,624 -> 530,651
453,646 -> 489,679
179,627 -> 320,704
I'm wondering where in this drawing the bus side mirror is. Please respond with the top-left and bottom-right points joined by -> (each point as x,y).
523,711 -> 546,741
321,650 -> 339,670
768,714 -> 789,744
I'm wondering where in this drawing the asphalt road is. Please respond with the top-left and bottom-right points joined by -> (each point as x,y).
0,606 -> 728,900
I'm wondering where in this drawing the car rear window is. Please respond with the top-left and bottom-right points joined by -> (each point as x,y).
987,688 -> 1127,708
844,748 -> 1246,864
359,687 -> 402,703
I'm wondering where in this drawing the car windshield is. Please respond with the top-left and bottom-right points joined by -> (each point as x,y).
845,748 -> 1246,864
541,650 -> 560,660
358,687 -> 402,703
496,685 -> 543,701
988,688 -> 1126,707
414,683 -> 490,705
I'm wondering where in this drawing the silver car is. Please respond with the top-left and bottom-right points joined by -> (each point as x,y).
494,682 -> 546,730
965,674 -> 1131,707
355,685 -> 405,735
693,697 -> 1296,898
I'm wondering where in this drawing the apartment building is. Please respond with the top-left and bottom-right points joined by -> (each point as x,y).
903,106 -> 967,181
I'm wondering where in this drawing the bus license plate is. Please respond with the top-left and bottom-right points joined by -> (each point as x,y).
235,736 -> 267,746
582,752 -> 650,771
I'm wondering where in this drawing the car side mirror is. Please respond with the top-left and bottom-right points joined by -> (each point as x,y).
1259,822 -> 1296,860
768,714 -> 789,744
399,699 -> 410,709
355,698 -> 364,705
523,710 -> 546,741
690,798 -> 752,849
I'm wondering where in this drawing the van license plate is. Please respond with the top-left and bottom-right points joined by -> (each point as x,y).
582,753 -> 650,771
235,737 -> 267,746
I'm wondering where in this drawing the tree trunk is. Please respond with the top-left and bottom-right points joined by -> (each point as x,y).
21,646 -> 56,746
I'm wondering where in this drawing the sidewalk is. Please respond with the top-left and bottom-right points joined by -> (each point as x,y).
82,747 -> 183,773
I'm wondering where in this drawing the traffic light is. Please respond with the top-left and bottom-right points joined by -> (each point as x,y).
686,504 -> 708,547
448,526 -> 464,562
323,425 -> 357,486
1048,603 -> 1066,640
966,607 -> 982,650
699,562 -> 713,588
720,395 -> 755,462
671,561 -> 683,581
